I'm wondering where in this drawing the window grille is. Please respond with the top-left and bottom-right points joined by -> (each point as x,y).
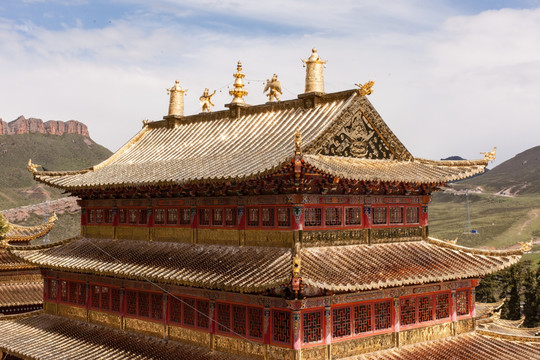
138,292 -> 149,318
436,293 -> 450,320
373,207 -> 387,225
128,209 -> 137,224
167,208 -> 178,225
88,209 -> 96,224
277,208 -> 290,227
100,286 -> 110,311
119,209 -> 127,224
354,303 -> 372,334
212,208 -> 223,226
96,209 -> 104,223
217,303 -> 231,333
247,208 -> 259,227
68,281 -> 78,304
225,208 -> 236,226
374,301 -> 392,330
78,283 -> 87,306
456,289 -> 470,316
345,207 -> 362,225
111,288 -> 121,313
138,209 -> 147,224
272,310 -> 291,345
151,293 -> 163,320
183,297 -> 196,327
47,279 -> 57,300
332,306 -> 351,338
406,207 -> 419,224
154,209 -> 165,224
389,207 -> 403,224
418,295 -> 433,323
325,207 -> 342,226
400,297 -> 416,326
248,307 -> 263,339
304,208 -> 322,227
91,285 -> 100,309
179,208 -> 191,225
199,209 -> 210,226
196,299 -> 210,329
302,310 -> 323,344
262,208 -> 275,227
233,304 -> 247,336
126,290 -> 137,316
169,296 -> 182,324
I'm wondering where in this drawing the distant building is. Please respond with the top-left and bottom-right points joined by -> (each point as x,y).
0,49 -> 537,359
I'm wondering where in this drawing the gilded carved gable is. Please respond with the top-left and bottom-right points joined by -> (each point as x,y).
305,96 -> 413,161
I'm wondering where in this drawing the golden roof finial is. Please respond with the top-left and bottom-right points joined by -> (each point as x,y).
295,127 -> 302,155
448,237 -> 458,245
519,239 -> 533,253
200,88 -> 216,112
356,80 -> 375,96
292,254 -> 301,277
302,48 -> 327,93
27,159 -> 40,173
48,212 -> 58,223
167,80 -> 187,117
264,74 -> 282,101
481,147 -> 497,163
229,61 -> 248,104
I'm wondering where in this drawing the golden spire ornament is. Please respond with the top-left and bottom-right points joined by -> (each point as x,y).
167,80 -> 187,117
229,61 -> 248,104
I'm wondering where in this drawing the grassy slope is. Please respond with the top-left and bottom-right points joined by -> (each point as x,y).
0,133 -> 112,210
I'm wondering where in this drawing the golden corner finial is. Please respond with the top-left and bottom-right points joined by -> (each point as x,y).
481,147 -> 497,163
355,81 -> 375,96
27,159 -> 40,173
519,239 -> 533,253
264,74 -> 282,102
448,237 -> 458,245
199,88 -> 216,112
292,254 -> 301,277
295,127 -> 302,156
229,61 -> 248,104
48,212 -> 58,223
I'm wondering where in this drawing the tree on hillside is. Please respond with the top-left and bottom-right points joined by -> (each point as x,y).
500,264 -> 523,320
476,273 -> 498,303
523,264 -> 540,327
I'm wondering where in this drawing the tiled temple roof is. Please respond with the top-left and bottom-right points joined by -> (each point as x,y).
0,276 -> 42,308
347,332 -> 540,360
0,313 -> 248,360
3,218 -> 55,243
0,248 -> 36,271
9,237 -> 520,293
30,91 -> 489,190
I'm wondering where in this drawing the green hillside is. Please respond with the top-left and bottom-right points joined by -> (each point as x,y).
0,133 -> 112,209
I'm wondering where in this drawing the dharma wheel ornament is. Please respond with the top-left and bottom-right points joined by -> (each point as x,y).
264,74 -> 282,101
229,61 -> 248,104
199,88 -> 216,112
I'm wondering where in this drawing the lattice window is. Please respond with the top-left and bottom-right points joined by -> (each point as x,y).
126,290 -> 137,316
217,303 -> 231,333
77,283 -> 87,306
345,207 -> 362,226
262,208 -> 275,227
119,209 -> 127,224
277,208 -> 290,227
128,209 -> 137,224
456,289 -> 470,316
272,310 -> 291,345
111,288 -> 121,313
332,306 -> 351,338
233,304 -> 247,336
389,207 -> 403,224
400,298 -> 416,326
151,293 -> 163,320
88,209 -> 96,224
68,281 -> 78,304
248,307 -> 263,339
96,209 -> 104,223
354,303 -> 372,334
169,296 -> 182,324
436,293 -> 450,320
375,301 -> 392,330
418,295 -> 433,323
138,292 -> 149,318
225,208 -> 236,226
303,310 -> 323,344
166,208 -> 177,225
212,208 -> 223,226
100,286 -> 110,311
179,208 -> 191,225
47,279 -> 57,300
406,207 -> 419,224
304,208 -> 322,227
138,209 -> 147,224
199,209 -> 210,226
91,285 -> 100,309
183,297 -> 196,327
196,299 -> 210,329
247,208 -> 259,227
59,281 -> 68,302
105,209 -> 114,223
373,207 -> 387,225
325,207 -> 342,226
154,209 -> 165,224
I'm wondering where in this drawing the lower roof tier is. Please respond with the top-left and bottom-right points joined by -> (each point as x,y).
0,313 -> 247,360
9,237 -> 521,293
0,275 -> 42,309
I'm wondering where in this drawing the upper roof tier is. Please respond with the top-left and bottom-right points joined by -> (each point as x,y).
29,90 -> 491,191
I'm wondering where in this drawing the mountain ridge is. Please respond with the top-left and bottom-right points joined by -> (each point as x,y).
0,116 -> 89,137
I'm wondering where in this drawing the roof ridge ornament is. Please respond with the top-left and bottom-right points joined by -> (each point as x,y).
167,80 -> 187,117
229,61 -> 248,104
295,127 -> 302,156
481,147 -> 497,163
302,48 -> 326,94
199,88 -> 216,112
264,74 -> 282,102
356,80 -> 375,96
27,159 -> 40,173
519,239 -> 533,253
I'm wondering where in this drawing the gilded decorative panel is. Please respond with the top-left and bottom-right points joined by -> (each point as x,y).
88,310 -> 122,329
266,345 -> 295,360
197,228 -> 239,245
302,229 -> 367,247
117,226 -> 150,241
168,325 -> 210,347
124,317 -> 164,338
455,318 -> 475,334
331,332 -> 395,358
84,225 -> 115,239
43,301 -> 57,314
152,227 -> 192,243
58,304 -> 86,321
244,230 -> 295,247
213,335 -> 265,359
301,345 -> 327,360
370,227 -> 423,244
400,322 -> 453,346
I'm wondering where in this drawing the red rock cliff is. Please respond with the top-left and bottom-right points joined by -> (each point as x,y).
0,116 -> 89,137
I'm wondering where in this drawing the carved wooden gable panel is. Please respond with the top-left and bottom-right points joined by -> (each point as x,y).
305,96 -> 412,161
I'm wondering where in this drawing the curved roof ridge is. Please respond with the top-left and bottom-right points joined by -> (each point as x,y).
426,237 -> 524,256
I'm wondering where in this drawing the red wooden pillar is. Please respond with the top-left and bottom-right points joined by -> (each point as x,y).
210,299 -> 216,334
292,205 -> 303,231
324,305 -> 331,345
451,290 -> 457,322
263,306 -> 270,345
394,298 -> 400,333
292,310 -> 301,350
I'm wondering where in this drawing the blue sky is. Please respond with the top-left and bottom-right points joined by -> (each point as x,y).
1,0 -> 540,166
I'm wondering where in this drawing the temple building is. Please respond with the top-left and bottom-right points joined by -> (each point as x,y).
0,49 -> 538,359
0,213 -> 56,315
